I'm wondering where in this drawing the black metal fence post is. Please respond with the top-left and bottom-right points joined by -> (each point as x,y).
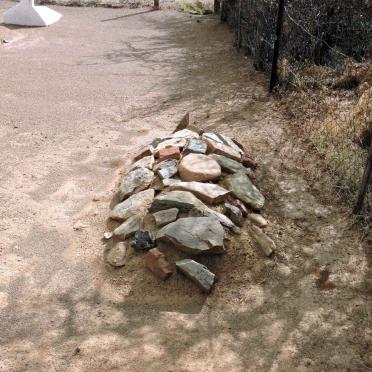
269,0 -> 285,92
236,0 -> 242,48
354,123 -> 372,214
214,0 -> 220,14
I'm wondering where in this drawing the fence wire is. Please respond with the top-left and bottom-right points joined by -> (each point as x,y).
222,0 -> 371,72
221,0 -> 372,222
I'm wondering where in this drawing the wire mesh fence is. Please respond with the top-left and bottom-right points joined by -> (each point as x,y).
221,0 -> 371,222
222,0 -> 371,73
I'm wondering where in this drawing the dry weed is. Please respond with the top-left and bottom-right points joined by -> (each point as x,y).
283,61 -> 371,224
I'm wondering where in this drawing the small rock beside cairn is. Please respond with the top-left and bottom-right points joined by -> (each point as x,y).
104,112 -> 275,293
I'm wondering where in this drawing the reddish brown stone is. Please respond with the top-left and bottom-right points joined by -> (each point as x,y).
178,153 -> 221,182
144,248 -> 173,280
233,199 -> 248,217
241,152 -> 258,169
134,145 -> 154,161
155,146 -> 180,161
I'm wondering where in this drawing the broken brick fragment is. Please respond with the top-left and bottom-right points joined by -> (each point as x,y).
241,151 -> 258,169
144,248 -> 173,280
230,198 -> 248,217
155,146 -> 180,162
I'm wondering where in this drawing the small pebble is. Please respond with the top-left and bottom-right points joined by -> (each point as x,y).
103,232 -> 113,240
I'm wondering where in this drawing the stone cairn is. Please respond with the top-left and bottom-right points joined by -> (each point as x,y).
104,113 -> 275,293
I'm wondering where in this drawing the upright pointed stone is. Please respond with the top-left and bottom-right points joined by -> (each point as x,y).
174,112 -> 192,133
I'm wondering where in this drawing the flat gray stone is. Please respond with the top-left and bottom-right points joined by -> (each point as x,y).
202,208 -> 239,233
249,225 -> 275,257
210,154 -> 248,174
118,167 -> 154,201
205,138 -> 241,161
176,259 -> 216,293
169,181 -> 230,205
201,132 -> 224,144
157,159 -> 178,179
110,189 -> 155,222
223,172 -> 265,210
113,215 -> 141,240
150,190 -> 205,213
106,242 -> 127,267
152,208 -> 179,227
157,217 -> 225,255
184,139 -> 208,155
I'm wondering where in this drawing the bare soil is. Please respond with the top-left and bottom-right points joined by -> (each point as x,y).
0,3 -> 371,371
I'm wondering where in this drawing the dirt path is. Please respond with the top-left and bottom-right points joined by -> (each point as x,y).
0,3 -> 371,371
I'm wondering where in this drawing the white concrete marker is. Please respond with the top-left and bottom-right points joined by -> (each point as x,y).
4,0 -> 62,27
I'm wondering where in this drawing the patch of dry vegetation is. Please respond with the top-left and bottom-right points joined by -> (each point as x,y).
177,0 -> 213,15
281,60 -> 371,224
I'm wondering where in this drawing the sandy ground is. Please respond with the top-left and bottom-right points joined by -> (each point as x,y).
0,3 -> 371,371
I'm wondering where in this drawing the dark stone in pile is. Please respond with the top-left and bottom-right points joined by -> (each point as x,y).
131,230 -> 156,251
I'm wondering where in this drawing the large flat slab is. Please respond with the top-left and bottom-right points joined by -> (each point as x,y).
169,181 -> 230,205
157,217 -> 225,255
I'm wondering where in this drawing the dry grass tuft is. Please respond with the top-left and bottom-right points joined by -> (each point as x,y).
282,60 -> 372,225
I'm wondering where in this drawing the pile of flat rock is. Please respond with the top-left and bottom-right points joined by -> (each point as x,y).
104,113 -> 275,293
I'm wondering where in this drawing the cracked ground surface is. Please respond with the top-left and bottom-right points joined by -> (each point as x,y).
0,3 -> 371,371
